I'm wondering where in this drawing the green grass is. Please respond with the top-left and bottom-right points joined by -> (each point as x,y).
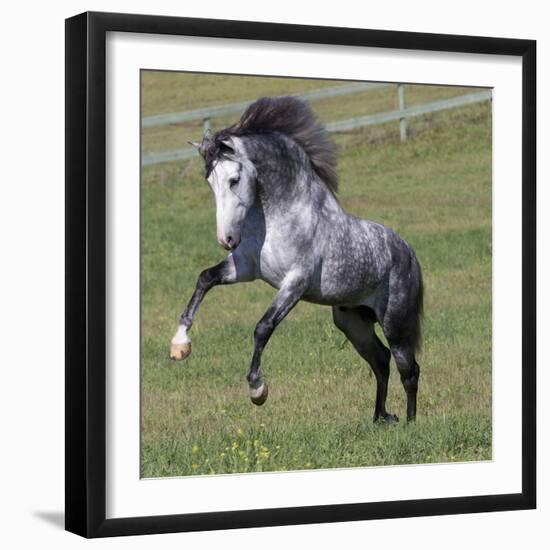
140,73 -> 492,478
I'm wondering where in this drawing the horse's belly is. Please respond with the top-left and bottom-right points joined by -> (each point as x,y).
304,261 -> 379,305
302,282 -> 375,306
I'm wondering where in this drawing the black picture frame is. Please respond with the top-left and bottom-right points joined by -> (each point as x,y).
65,11 -> 536,538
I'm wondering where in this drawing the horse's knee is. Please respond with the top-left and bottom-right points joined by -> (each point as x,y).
198,268 -> 214,289
254,319 -> 274,345
197,266 -> 223,293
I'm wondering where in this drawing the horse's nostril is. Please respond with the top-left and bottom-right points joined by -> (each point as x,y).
226,236 -> 233,244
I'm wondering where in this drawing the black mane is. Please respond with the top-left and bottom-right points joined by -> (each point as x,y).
205,96 -> 339,194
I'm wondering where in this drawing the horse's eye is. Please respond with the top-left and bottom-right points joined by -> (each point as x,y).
229,176 -> 240,187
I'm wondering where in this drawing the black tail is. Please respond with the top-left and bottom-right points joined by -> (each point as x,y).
410,253 -> 424,353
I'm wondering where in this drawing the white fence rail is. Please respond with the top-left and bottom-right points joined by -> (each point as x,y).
142,82 -> 392,130
142,85 -> 491,167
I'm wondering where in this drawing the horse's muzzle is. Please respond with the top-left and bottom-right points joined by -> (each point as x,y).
218,236 -> 240,251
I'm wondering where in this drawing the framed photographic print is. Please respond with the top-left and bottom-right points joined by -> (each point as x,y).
65,11 -> 536,538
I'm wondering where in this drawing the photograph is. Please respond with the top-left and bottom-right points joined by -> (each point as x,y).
140,71 -> 493,478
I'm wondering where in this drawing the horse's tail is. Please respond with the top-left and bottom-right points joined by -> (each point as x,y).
409,252 -> 424,354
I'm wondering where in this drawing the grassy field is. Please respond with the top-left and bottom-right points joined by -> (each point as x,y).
141,72 -> 492,478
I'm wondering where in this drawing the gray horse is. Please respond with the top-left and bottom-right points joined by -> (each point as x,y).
170,96 -> 423,422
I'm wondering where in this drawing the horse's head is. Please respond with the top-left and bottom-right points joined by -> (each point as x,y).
192,135 -> 257,251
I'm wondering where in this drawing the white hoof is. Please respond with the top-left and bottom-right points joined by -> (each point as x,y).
170,342 -> 192,360
171,325 -> 192,360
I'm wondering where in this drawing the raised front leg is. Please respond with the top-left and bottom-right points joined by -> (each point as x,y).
170,250 -> 255,360
247,275 -> 307,405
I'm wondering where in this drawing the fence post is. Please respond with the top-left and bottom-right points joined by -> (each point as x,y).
203,117 -> 211,136
398,84 -> 407,141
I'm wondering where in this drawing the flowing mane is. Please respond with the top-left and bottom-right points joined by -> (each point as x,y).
212,96 -> 339,194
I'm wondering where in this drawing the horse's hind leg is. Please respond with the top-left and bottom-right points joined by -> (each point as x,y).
383,314 -> 421,421
383,257 -> 423,422
332,306 -> 397,423
389,343 -> 420,422
388,342 -> 420,422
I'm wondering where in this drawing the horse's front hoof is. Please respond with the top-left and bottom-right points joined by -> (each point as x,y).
170,342 -> 192,360
250,382 -> 268,406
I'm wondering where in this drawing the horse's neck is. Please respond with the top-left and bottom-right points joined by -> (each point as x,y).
258,166 -> 339,221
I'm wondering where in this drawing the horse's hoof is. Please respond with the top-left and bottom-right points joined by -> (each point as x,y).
250,382 -> 268,406
170,342 -> 192,360
374,413 -> 399,425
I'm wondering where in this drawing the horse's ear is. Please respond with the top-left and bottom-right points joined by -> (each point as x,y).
188,140 -> 207,158
188,141 -> 203,153
220,137 -> 235,154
